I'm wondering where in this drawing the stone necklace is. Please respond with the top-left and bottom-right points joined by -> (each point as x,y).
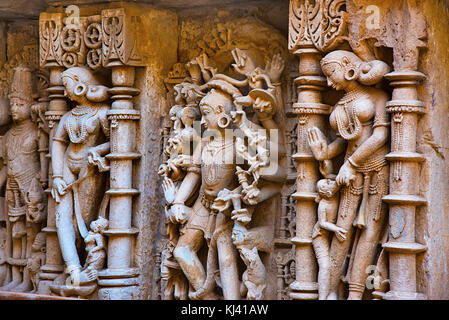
66,106 -> 98,144
334,87 -> 368,141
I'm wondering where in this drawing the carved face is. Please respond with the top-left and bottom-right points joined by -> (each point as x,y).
199,90 -> 232,131
10,97 -> 30,122
200,103 -> 218,130
317,179 -> 339,198
321,62 -> 347,91
62,74 -> 82,103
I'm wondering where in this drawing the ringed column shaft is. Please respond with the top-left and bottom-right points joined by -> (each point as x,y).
98,65 -> 141,300
289,47 -> 330,300
38,66 -> 66,294
382,71 -> 427,300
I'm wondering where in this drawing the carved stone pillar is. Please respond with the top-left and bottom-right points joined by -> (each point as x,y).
38,13 -> 66,294
382,70 -> 427,300
96,8 -> 143,299
287,0 -> 346,300
288,44 -> 330,300
97,65 -> 141,300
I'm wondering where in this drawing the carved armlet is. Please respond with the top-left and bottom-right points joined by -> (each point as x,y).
52,137 -> 68,144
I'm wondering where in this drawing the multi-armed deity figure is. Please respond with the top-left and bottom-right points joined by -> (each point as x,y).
160,48 -> 287,300
50,66 -> 110,294
0,66 -> 47,292
307,50 -> 391,299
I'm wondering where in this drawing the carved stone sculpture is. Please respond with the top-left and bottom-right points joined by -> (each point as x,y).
307,50 -> 391,300
0,66 -> 46,293
0,227 -> 6,286
159,47 -> 287,300
27,231 -> 46,293
49,66 -> 110,296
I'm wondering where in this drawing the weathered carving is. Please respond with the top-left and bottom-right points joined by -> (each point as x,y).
159,47 -> 287,300
49,66 -> 110,297
307,50 -> 390,299
0,66 -> 46,293
289,0 -> 347,52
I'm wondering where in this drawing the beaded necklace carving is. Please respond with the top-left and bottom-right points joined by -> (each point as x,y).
334,88 -> 368,141
66,106 -> 98,144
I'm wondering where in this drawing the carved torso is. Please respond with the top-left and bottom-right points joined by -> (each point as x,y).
201,138 -> 236,199
56,105 -> 109,171
329,87 -> 389,162
3,120 -> 39,185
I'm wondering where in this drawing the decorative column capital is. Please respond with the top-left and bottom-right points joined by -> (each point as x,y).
289,0 -> 347,53
39,7 -> 152,71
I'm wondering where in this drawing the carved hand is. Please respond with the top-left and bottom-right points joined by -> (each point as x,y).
185,59 -> 202,83
51,177 -> 68,201
88,147 -> 109,172
336,161 -> 357,186
265,53 -> 285,84
162,177 -> 176,205
335,227 -> 348,242
307,127 -> 329,161
231,110 -> 248,128
253,97 -> 274,119
242,185 -> 260,205
170,203 -> 191,224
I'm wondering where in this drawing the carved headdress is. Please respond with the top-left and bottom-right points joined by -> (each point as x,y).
321,50 -> 390,86
61,66 -> 110,103
199,79 -> 242,114
8,65 -> 34,104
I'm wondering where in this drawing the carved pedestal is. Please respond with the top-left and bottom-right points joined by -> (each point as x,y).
382,71 -> 427,300
288,46 -> 330,300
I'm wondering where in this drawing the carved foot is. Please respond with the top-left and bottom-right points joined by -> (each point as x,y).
327,291 -> 338,300
0,280 -> 22,291
10,280 -> 33,293
76,268 -> 98,285
347,291 -> 363,300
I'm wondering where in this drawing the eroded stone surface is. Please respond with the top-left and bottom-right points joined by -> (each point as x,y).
0,0 -> 447,300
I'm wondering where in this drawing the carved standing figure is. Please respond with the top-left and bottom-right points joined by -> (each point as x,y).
27,231 -> 46,293
50,66 -> 110,287
83,217 -> 108,280
171,81 -> 242,300
307,50 -> 390,300
167,47 -> 286,300
0,66 -> 45,292
312,178 -> 347,300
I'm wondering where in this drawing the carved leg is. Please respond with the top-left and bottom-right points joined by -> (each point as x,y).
55,191 -> 81,270
8,231 -> 23,290
348,168 -> 389,300
215,216 -> 240,300
173,228 -> 206,292
55,165 -> 79,275
328,174 -> 363,299
78,174 -> 105,230
312,232 -> 331,300
13,223 -> 40,292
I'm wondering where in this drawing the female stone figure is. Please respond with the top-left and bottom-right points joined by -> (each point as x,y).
50,66 -> 110,285
307,50 -> 390,300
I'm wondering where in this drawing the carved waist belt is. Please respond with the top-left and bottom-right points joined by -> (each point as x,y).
8,205 -> 26,222
7,166 -> 39,191
200,191 -> 215,210
351,154 -> 387,174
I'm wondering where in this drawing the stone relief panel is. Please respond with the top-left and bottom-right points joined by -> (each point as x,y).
0,0 -> 438,300
288,0 -> 428,300
155,14 -> 299,300
35,6 -> 147,299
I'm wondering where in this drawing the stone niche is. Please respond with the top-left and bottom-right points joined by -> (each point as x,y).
0,0 -> 447,300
